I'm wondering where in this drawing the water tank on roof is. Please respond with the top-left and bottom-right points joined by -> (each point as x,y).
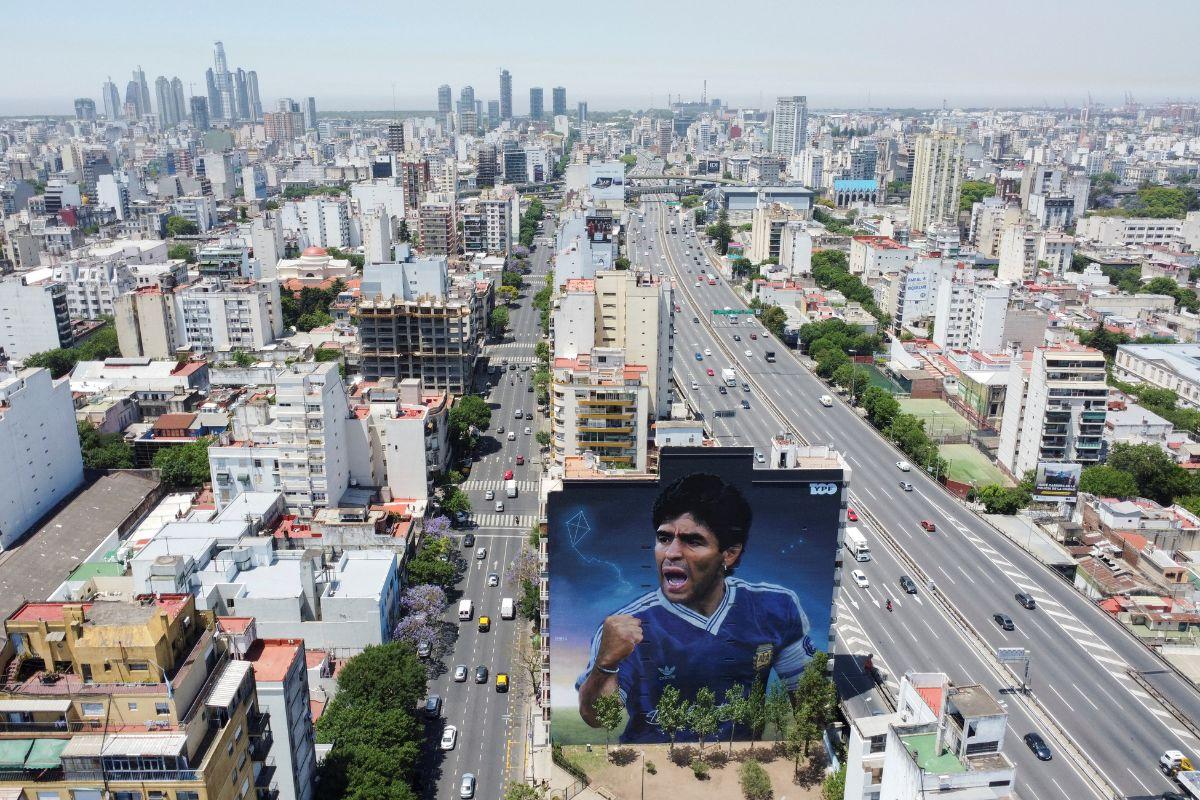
229,548 -> 253,570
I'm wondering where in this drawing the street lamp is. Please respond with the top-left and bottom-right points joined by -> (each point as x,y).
638,750 -> 646,800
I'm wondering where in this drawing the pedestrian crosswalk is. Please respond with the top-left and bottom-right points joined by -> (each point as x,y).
470,513 -> 537,529
463,479 -> 539,493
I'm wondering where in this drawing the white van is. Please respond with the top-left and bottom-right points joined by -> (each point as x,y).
458,599 -> 473,621
500,598 -> 515,620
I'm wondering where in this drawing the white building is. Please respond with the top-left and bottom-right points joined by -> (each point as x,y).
180,278 -> 284,352
251,213 -> 286,278
286,197 -> 354,250
909,133 -> 964,234
778,222 -> 813,275
1077,216 -> 1183,248
361,207 -> 393,266
0,276 -> 73,359
274,247 -> 355,287
96,173 -> 130,220
0,367 -> 85,549
50,259 -> 135,319
244,636 -> 317,800
462,194 -> 513,256
114,286 -> 183,358
209,361 -> 350,517
849,236 -> 914,283
997,225 -> 1037,283
350,179 -> 406,223
550,348 -> 651,472
997,345 -> 1108,478
770,95 -> 808,159
1113,342 -> 1200,408
171,194 -> 218,232
1035,232 -> 1074,277
844,672 -> 1016,800
932,267 -> 1010,353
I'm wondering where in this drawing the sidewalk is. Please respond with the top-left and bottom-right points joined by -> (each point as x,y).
528,719 -> 609,800
982,511 -> 1076,567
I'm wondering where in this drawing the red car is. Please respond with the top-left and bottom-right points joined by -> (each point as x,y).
920,519 -> 936,532
847,507 -> 858,522
515,455 -> 525,466
503,469 -> 514,481
706,368 -> 715,376
750,333 -> 758,340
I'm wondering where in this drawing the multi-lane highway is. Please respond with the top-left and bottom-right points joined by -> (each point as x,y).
628,194 -> 1200,799
421,213 -> 554,800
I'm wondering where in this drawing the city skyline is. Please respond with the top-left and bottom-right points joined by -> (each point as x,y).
2,0 -> 1200,115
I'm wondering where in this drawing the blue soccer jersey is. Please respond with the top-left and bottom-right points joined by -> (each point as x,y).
576,577 -> 814,744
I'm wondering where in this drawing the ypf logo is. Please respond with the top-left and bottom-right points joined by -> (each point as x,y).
809,483 -> 838,496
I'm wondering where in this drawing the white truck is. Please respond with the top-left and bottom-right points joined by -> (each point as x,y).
721,368 -> 737,387
505,479 -> 518,498
458,599 -> 473,620
844,527 -> 871,562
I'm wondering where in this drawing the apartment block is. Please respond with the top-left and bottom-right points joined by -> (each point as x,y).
749,202 -> 804,263
244,637 -> 316,800
462,193 -> 513,256
0,366 -> 85,549
180,278 -> 284,353
551,348 -> 651,471
418,194 -> 460,256
932,266 -> 1010,353
1077,216 -> 1183,248
0,594 -> 278,800
209,361 -> 350,516
0,276 -> 73,359
171,194 -> 218,232
909,133 -> 964,234
849,236 -> 914,282
48,260 -> 135,319
998,345 -> 1108,478
1113,342 -> 1200,409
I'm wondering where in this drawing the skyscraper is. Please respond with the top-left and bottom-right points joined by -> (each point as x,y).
101,78 -> 121,120
171,77 -> 186,124
437,84 -> 452,128
552,86 -> 566,117
909,132 -> 965,233
499,69 -> 512,120
155,76 -> 175,126
205,68 -> 223,120
487,100 -> 499,130
304,97 -> 318,130
74,98 -> 96,122
246,71 -> 262,120
190,96 -> 210,130
529,87 -> 544,121
770,95 -> 808,158
213,41 -> 235,121
235,68 -> 250,120
387,123 -> 405,153
134,66 -> 151,117
578,101 -> 588,127
458,86 -> 475,116
124,80 -> 143,118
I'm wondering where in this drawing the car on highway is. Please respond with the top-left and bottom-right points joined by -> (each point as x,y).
494,501 -> 504,512
693,316 -> 699,323
851,569 -> 869,588
524,411 -> 533,420
496,426 -> 505,435
422,695 -> 442,719
476,546 -> 487,560
896,460 -> 912,471
1023,732 -> 1052,761
742,382 -> 750,392
453,664 -> 469,682
527,385 -> 534,392
899,576 -> 918,594
819,394 -> 833,407
919,519 -> 936,532
516,454 -> 525,465
719,386 -> 728,395
417,640 -> 432,658
459,773 -> 476,799
504,470 -> 513,480
488,572 -> 499,586
704,348 -> 712,356
695,351 -> 703,361
899,481 -> 914,492
496,673 -> 509,692
440,725 -> 458,750
1015,592 -> 1037,610
478,616 -> 490,632
485,489 -> 495,501
514,409 -> 524,419
463,533 -> 476,548
474,665 -> 489,683
993,613 -> 1015,631
706,368 -> 715,376
733,334 -> 741,342
847,507 -> 858,521
523,426 -> 532,435
741,399 -> 750,409
750,333 -> 757,340
744,349 -> 753,357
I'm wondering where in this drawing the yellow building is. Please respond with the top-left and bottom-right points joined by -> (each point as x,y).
0,595 -> 276,800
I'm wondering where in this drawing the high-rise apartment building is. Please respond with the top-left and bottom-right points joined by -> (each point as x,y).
909,132 -> 965,233
437,84 -> 452,128
180,277 -> 284,352
0,366 -> 84,549
101,78 -> 120,119
458,85 -> 475,116
499,69 -> 512,120
170,76 -> 186,122
0,275 -> 73,359
931,266 -> 1010,353
387,121 -> 405,153
998,344 -> 1108,479
115,286 -> 183,358
205,67 -> 222,120
771,95 -> 808,158
235,68 -> 251,119
0,594 -> 278,800
133,65 -> 151,116
552,86 -> 567,116
551,347 -> 652,471
73,97 -> 96,121
189,95 -> 210,130
529,87 -> 544,120
419,194 -> 461,256
154,75 -> 174,127
264,110 -> 297,142
462,191 -> 513,256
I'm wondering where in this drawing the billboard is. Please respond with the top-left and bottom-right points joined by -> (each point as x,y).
548,447 -> 843,745
587,162 -> 625,204
1033,461 -> 1082,502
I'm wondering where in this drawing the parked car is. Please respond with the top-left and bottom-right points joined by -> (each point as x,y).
422,695 -> 442,719
993,613 -> 1015,631
417,640 -> 432,658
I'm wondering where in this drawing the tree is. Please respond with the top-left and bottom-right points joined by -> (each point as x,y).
694,208 -> 707,225
153,440 -> 213,488
390,612 -> 444,653
792,653 -> 837,757
655,684 -> 689,754
591,693 -> 624,754
760,306 -> 787,339
296,311 -> 334,331
977,485 -> 1030,515
168,243 -> 196,263
490,306 -> 510,334
449,395 -> 492,443
783,713 -> 812,780
536,430 -> 550,447
738,759 -> 773,800
441,486 -> 472,518
1106,442 -> 1191,505
705,210 -> 732,255
763,682 -> 792,740
724,684 -> 750,753
687,686 -> 720,751
821,765 -> 846,800
501,270 -> 525,289
397,219 -> 411,242
497,285 -> 519,305
505,549 -> 540,588
1079,465 -> 1139,499
959,180 -> 997,211
744,679 -> 767,752
165,215 -> 198,236
614,256 -> 631,270
403,553 -> 458,590
534,340 -> 550,364
23,348 -> 78,378
502,782 -> 547,800
399,584 -> 447,617
1075,326 -> 1131,359
77,420 -> 133,470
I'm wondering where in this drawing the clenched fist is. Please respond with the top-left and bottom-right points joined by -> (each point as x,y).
596,614 -> 643,671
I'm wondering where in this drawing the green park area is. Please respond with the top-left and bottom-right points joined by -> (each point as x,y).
940,443 -> 1012,487
896,398 -> 974,439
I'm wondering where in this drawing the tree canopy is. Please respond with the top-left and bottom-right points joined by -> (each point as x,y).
165,215 -> 198,236
152,440 -> 214,489
959,180 -> 997,211
77,420 -> 133,470
449,395 -> 492,442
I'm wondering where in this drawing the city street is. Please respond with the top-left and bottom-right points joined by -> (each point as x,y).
630,194 -> 1200,800
421,210 -> 555,800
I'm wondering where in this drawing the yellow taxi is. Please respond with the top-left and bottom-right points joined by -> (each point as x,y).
496,673 -> 509,692
478,615 -> 490,632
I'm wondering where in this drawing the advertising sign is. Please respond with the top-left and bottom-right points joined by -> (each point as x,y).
587,162 -> 625,204
1033,461 -> 1081,502
548,447 -> 843,745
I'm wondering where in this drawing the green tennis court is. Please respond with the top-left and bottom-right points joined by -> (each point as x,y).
898,398 -> 974,437
940,443 -> 1012,486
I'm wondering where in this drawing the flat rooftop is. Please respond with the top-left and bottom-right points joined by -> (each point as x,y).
948,684 -> 1005,718
0,472 -> 159,640
901,732 -> 965,774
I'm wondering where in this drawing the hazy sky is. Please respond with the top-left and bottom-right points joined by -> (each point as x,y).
3,0 -> 1198,115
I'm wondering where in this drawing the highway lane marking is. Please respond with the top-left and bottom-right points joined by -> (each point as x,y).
1049,778 -> 1073,800
1046,682 -> 1075,712
936,565 -> 957,585
1089,653 -> 1126,668
1043,607 -> 1074,621
956,565 -> 973,581
1126,767 -> 1153,795
919,616 -> 940,639
1072,684 -> 1100,712
956,663 -> 975,684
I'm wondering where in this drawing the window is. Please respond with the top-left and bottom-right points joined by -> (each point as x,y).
127,661 -> 149,672
81,702 -> 104,717
177,794 -> 200,800
127,702 -> 138,711
869,734 -> 886,753
155,702 -> 170,715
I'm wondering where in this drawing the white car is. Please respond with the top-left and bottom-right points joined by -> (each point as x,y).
896,460 -> 912,472
819,395 -> 833,407
514,409 -> 524,419
507,431 -> 516,441
851,569 -> 869,589
485,489 -> 495,501
495,501 -> 504,512
744,349 -> 752,357
704,348 -> 712,356
524,426 -> 532,435
755,451 -> 765,463
441,725 -> 458,750
690,380 -> 699,390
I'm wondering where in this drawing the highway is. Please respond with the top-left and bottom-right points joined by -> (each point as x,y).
629,194 -> 1200,800
421,213 -> 553,800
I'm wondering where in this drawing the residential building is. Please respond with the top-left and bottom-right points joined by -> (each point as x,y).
1077,215 -> 1183,248
350,378 -> 451,504
749,202 -> 803,263
998,345 -> 1108,478
244,636 -> 317,800
1113,343 -> 1200,408
171,194 -> 218,232
849,236 -> 915,282
551,348 -> 651,471
588,271 -> 674,417
209,361 -> 350,516
462,192 -> 513,256
180,278 -> 284,353
0,366 -> 84,549
771,95 -> 808,158
845,672 -> 1016,800
778,222 -> 813,275
115,286 -> 184,358
932,266 -> 1010,352
529,87 -> 544,120
362,207 -> 393,266
909,133 -> 964,233
419,194 -> 460,256
197,243 -> 253,280
0,593 -> 278,800
997,224 -> 1038,283
0,275 -> 73,359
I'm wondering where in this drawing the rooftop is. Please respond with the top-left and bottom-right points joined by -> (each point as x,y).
245,638 -> 303,683
901,731 -> 965,775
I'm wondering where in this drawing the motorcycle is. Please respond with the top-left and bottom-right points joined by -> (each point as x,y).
885,598 -> 893,612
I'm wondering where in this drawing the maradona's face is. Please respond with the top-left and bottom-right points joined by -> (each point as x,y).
654,513 -> 740,612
